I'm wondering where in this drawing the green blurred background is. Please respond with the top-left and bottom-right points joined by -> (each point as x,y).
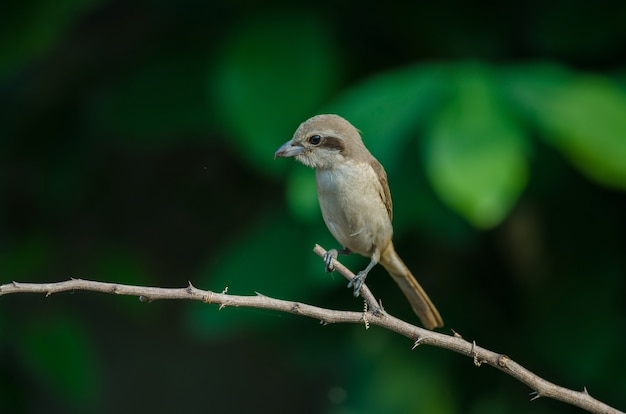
1,0 -> 626,413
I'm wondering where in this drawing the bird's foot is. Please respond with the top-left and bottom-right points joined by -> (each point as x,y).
323,247 -> 350,272
323,249 -> 339,272
347,271 -> 367,297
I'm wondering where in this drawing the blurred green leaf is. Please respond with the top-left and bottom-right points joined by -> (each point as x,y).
390,155 -> 475,244
285,166 -> 319,223
507,64 -> 626,190
211,13 -> 340,173
424,64 -> 529,228
17,315 -> 99,407
185,210 -> 334,337
342,331 -> 456,414
326,64 -> 444,166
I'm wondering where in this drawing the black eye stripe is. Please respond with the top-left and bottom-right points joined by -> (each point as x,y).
319,136 -> 344,152
306,135 -> 345,152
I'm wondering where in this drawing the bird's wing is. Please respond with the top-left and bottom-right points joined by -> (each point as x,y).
368,159 -> 392,221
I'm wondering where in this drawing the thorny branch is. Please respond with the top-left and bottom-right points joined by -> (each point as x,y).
0,244 -> 622,414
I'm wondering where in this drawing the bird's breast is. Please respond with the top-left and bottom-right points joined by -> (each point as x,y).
315,161 -> 392,257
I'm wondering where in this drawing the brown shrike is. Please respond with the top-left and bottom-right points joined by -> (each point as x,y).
275,114 -> 443,329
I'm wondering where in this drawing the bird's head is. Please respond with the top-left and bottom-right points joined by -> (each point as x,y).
274,114 -> 364,169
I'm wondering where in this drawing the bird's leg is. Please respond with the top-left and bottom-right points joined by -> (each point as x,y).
323,247 -> 351,272
348,257 -> 378,297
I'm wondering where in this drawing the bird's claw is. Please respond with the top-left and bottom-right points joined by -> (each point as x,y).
323,249 -> 338,272
347,271 -> 367,297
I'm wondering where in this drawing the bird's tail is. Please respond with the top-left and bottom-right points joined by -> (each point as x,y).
379,243 -> 443,329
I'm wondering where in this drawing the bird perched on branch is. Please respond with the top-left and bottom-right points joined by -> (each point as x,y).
275,114 -> 443,329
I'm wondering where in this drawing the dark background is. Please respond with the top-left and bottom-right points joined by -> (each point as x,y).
1,1 -> 626,413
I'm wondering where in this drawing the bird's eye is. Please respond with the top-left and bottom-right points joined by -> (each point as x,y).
308,135 -> 321,145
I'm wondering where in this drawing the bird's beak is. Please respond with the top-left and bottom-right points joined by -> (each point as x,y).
274,139 -> 305,159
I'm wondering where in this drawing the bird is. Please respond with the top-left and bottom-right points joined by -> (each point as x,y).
274,114 -> 443,329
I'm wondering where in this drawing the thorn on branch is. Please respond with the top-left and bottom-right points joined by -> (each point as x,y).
139,295 -> 150,303
412,337 -> 424,350
583,386 -> 589,395
530,391 -> 541,401
452,329 -> 463,338
221,287 -> 228,294
219,303 -> 226,310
